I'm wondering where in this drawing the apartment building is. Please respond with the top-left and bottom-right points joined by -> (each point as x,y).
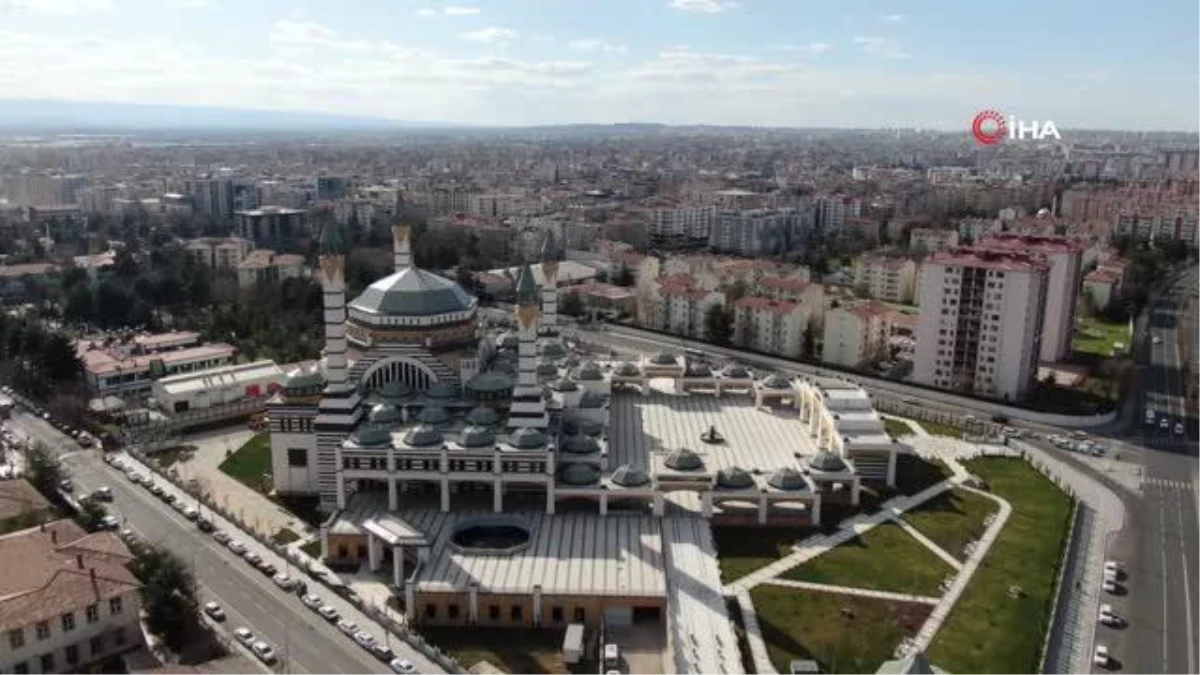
236,206 -> 306,247
639,275 -> 725,340
733,296 -> 811,358
0,520 -> 143,675
707,208 -> 813,256
909,227 -> 960,253
978,233 -> 1082,362
1115,207 -> 1199,245
914,248 -> 1049,401
184,237 -> 253,269
650,206 -> 716,243
0,172 -> 88,208
821,301 -> 893,368
236,250 -> 306,288
856,255 -> 918,304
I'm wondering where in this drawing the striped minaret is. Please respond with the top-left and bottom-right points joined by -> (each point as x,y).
508,264 -> 548,428
319,225 -> 348,389
541,259 -> 558,330
392,224 -> 412,271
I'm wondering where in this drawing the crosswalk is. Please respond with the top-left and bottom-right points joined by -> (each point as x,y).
1141,477 -> 1196,490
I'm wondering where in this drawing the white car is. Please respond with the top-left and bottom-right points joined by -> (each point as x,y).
353,630 -> 376,648
1104,560 -> 1122,575
227,540 -> 247,555
251,640 -> 277,664
1099,603 -> 1118,626
183,506 -> 199,520
1093,645 -> 1109,667
318,605 -> 340,622
1175,422 -> 1185,436
301,594 -> 323,610
212,530 -> 232,544
234,627 -> 255,647
272,573 -> 296,590
203,602 -> 226,621
389,658 -> 416,674
99,515 -> 119,530
336,619 -> 358,636
1102,578 -> 1120,594
1160,418 -> 1171,431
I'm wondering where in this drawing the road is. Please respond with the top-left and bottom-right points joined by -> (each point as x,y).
7,410 -> 402,675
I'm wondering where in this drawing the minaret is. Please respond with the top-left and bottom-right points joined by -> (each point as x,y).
508,264 -> 548,429
540,235 -> 559,333
392,224 -> 412,271
319,222 -> 349,390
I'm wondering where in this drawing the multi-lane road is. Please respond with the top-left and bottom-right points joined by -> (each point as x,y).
7,410 -> 427,675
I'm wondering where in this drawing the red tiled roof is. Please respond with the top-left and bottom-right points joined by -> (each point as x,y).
1084,269 -> 1121,284
757,276 -> 811,293
981,232 -> 1083,253
735,296 -> 799,313
928,247 -> 1049,272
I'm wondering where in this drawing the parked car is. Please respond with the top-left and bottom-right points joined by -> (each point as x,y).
1093,645 -> 1109,667
203,602 -> 226,621
227,540 -> 247,555
1175,422 -> 1185,436
1099,604 -> 1120,627
212,530 -> 232,544
301,594 -> 324,610
92,487 -> 113,501
252,641 -> 277,664
183,506 -> 199,520
371,643 -> 395,662
58,478 -> 73,492
100,515 -> 119,530
243,551 -> 262,565
1102,578 -> 1120,594
1160,417 -> 1171,431
336,619 -> 358,636
389,659 -> 416,674
196,518 -> 214,533
318,605 -> 340,622
272,573 -> 297,591
234,627 -> 255,647
149,484 -> 164,497
257,561 -> 277,577
353,630 -> 376,649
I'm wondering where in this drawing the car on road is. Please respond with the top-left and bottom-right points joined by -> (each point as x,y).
77,433 -> 93,448
371,643 -> 395,662
389,658 -> 416,674
58,478 -> 73,492
182,506 -> 199,520
92,486 -> 113,501
256,560 -> 277,576
103,453 -> 119,466
318,605 -> 340,622
227,540 -> 247,555
353,630 -> 376,649
251,641 -> 277,664
196,518 -> 214,533
203,602 -> 226,621
301,594 -> 323,610
234,627 -> 255,647
1175,422 -> 1185,436
1093,645 -> 1109,668
1160,417 -> 1171,431
162,492 -> 177,505
171,500 -> 187,514
336,619 -> 358,636
99,515 -> 119,530
1102,578 -> 1120,594
148,484 -> 164,497
272,573 -> 297,591
243,551 -> 262,565
1099,603 -> 1121,627
212,530 -> 232,544
1152,335 -> 1163,344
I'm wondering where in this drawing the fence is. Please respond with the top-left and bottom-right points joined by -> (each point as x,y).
872,396 -> 1007,438
123,445 -> 464,674
1038,499 -> 1083,673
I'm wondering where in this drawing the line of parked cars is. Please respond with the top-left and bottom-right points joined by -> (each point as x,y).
1094,560 -> 1128,670
1048,434 -> 1107,456
1144,408 -> 1185,435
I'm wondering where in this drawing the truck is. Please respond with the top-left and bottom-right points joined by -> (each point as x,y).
561,623 -> 585,666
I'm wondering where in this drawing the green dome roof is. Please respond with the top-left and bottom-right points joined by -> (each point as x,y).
767,467 -> 807,491
378,379 -> 413,399
416,406 -> 451,425
614,362 -> 641,376
537,360 -> 559,377
762,374 -> 792,389
352,424 -> 392,447
721,364 -> 751,379
368,403 -> 401,425
563,418 -> 603,437
283,368 -> 324,391
509,427 -> 547,449
403,424 -> 443,447
578,390 -> 606,409
458,425 -> 496,448
425,382 -> 459,399
575,361 -> 603,381
685,363 -> 712,377
558,463 -> 600,486
550,378 -> 579,392
651,351 -> 678,366
809,451 -> 848,472
348,267 -> 477,317
538,340 -> 568,358
497,332 -> 519,349
561,433 -> 600,455
717,466 -> 755,489
611,464 -> 650,488
664,448 -> 703,471
466,406 -> 501,426
466,371 -> 513,394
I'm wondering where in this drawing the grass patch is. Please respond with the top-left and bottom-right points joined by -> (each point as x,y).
271,527 -> 301,545
421,626 -> 571,674
1073,316 -> 1130,357
901,488 -> 998,561
714,525 -> 811,583
154,446 -> 194,469
299,539 -> 322,560
273,494 -> 324,529
916,419 -> 964,438
895,456 -> 952,495
218,433 -> 272,494
928,457 -> 1073,674
884,418 -> 916,437
782,522 -> 952,597
752,585 -> 932,674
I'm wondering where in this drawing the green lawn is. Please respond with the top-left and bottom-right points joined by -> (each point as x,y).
929,458 -> 1074,674
782,522 -> 953,597
271,527 -> 301,545
154,446 -> 194,469
884,418 -> 916,437
218,433 -> 273,494
421,627 -> 571,674
901,488 -> 998,561
751,585 -> 932,674
917,419 -> 964,438
714,525 -> 811,584
1073,316 -> 1131,357
299,539 -> 323,559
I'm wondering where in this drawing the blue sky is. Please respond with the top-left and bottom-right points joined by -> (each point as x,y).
0,0 -> 1196,129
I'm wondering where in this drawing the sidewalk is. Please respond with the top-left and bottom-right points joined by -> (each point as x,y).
762,578 -> 941,605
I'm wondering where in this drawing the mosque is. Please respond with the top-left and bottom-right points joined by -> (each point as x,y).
266,223 -> 907,656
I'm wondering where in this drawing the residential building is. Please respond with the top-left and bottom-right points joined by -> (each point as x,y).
662,284 -> 726,340
184,177 -> 234,222
316,176 -> 349,201
184,237 -> 253,269
236,206 -> 306,247
856,255 -> 918,304
978,233 -> 1082,362
909,227 -> 960,253
913,248 -> 1049,401
1083,268 -> 1122,310
822,302 -> 893,368
707,208 -> 813,256
236,250 -> 306,288
733,296 -> 812,358
0,520 -> 143,675
650,206 -> 716,243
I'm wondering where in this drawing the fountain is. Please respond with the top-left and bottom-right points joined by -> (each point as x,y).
700,424 -> 725,445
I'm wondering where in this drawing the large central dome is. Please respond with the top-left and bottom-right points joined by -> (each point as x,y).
349,267 -> 477,318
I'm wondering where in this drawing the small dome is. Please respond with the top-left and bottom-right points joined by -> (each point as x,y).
575,361 -> 603,381
664,448 -> 703,471
458,425 -> 496,448
352,424 -> 392,447
466,406 -> 501,426
611,464 -> 650,488
538,341 -> 568,358
761,374 -> 792,389
509,427 -> 547,449
491,359 -> 517,374
425,382 -> 458,399
561,433 -> 600,455
562,418 -> 603,437
578,390 -> 606,409
403,424 -> 443,447
466,371 -> 513,394
368,403 -> 401,425
767,467 -> 808,491
551,378 -> 579,392
537,360 -> 559,377
716,466 -> 755,489
558,463 -> 601,486
416,406 -> 451,425
809,451 -> 848,472
614,362 -> 641,377
283,368 -> 324,393
497,332 -> 520,349
721,364 -> 750,379
377,379 -> 413,399
685,362 -> 712,377
564,356 -> 581,369
651,351 -> 678,366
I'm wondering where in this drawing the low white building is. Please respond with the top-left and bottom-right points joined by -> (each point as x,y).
733,296 -> 813,358
856,255 -> 918,305
151,360 -> 285,414
822,302 -> 894,368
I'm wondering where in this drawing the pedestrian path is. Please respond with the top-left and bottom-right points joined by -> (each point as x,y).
1141,476 -> 1194,490
891,517 -> 963,571
762,578 -> 941,606
733,587 -> 777,675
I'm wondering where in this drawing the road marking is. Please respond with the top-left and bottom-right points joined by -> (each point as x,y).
1162,498 -> 1170,673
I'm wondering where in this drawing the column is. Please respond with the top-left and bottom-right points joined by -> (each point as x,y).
392,225 -> 412,270
336,474 -> 346,509
546,486 -> 556,514
886,451 -> 897,487
758,495 -> 768,524
811,494 -> 822,527
392,545 -> 404,587
468,582 -> 480,625
404,584 -> 415,622
367,532 -> 380,571
418,546 -> 431,564
851,478 -> 861,506
532,584 -> 544,626
388,477 -> 398,511
715,380 -> 722,397
652,494 -> 664,516
319,525 -> 329,560
440,479 -> 451,512
701,492 -> 713,518
493,481 -> 503,513
599,492 -> 608,516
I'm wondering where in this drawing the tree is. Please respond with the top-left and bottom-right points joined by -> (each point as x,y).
131,545 -> 200,653
37,333 -> 82,381
725,279 -> 750,303
704,304 -> 734,345
77,499 -> 109,532
801,324 -> 816,360
560,290 -> 585,317
25,442 -> 63,499
612,263 -> 635,287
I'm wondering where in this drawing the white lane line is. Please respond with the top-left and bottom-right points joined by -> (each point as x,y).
1162,498 -> 1170,673
1180,491 -> 1198,675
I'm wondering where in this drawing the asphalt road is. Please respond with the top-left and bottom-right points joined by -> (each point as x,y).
8,411 -> 394,675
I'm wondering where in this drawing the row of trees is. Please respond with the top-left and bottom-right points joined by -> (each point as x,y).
0,312 -> 81,399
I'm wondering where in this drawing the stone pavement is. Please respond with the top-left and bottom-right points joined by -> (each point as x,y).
892,517 -> 964,571
762,578 -> 941,605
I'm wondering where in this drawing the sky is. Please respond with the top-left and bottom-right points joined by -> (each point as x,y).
0,0 -> 1197,130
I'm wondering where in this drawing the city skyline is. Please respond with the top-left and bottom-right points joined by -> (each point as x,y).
0,0 -> 1197,131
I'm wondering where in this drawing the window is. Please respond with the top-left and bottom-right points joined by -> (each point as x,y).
510,605 -> 522,621
91,635 -> 104,656
113,628 -> 126,646
425,604 -> 437,619
9,628 -> 24,649
551,606 -> 564,623
488,605 -> 500,621
66,645 -> 79,665
40,654 -> 54,672
110,597 -> 123,615
13,662 -> 27,674
61,612 -> 75,632
287,448 -> 307,467
86,604 -> 100,623
447,604 -> 459,619
35,621 -> 49,640
573,607 -> 585,623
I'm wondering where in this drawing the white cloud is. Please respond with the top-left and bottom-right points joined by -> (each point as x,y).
458,26 -> 518,45
443,5 -> 480,15
0,0 -> 112,14
667,0 -> 739,14
569,39 -> 629,55
854,36 -> 910,59
769,42 -> 834,55
879,13 -> 905,21
416,7 -> 436,16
